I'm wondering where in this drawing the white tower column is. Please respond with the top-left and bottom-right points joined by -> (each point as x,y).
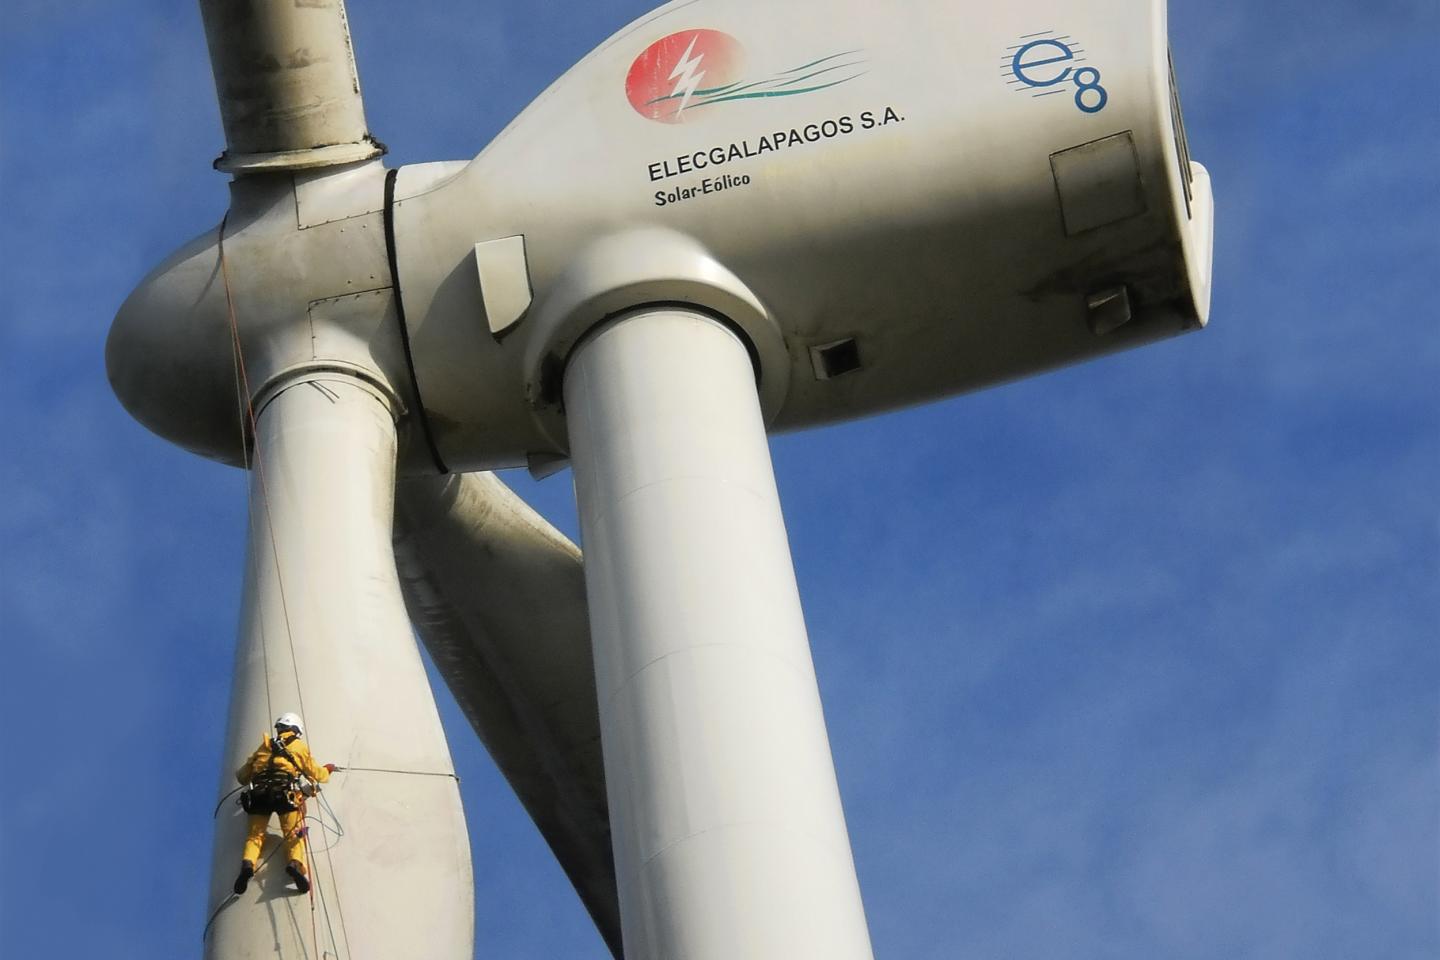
208,375 -> 473,960
564,309 -> 874,960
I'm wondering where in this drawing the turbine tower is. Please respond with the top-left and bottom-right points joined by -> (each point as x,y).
106,1 -> 1213,957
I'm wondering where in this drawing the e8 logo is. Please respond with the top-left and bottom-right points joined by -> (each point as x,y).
1007,35 -> 1109,115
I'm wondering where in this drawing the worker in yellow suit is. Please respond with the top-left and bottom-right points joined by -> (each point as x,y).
232,712 -> 335,895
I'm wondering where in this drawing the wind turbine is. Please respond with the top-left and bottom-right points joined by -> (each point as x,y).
106,1 -> 1213,958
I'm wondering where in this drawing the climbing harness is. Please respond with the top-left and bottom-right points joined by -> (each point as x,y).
238,732 -> 304,816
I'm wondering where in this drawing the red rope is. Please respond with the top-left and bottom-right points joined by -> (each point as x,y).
300,799 -> 321,956
217,217 -> 310,725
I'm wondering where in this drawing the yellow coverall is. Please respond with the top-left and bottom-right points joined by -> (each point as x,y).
235,732 -> 331,874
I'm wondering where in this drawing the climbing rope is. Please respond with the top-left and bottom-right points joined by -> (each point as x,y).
303,797 -> 347,959
331,765 -> 460,781
214,217 -> 348,959
212,785 -> 245,819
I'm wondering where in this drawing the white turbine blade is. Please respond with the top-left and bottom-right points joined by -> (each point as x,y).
565,309 -> 873,959
197,0 -> 383,172
209,378 -> 472,959
393,472 -> 622,958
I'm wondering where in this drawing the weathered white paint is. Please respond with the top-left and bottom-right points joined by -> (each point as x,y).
197,0 -> 383,171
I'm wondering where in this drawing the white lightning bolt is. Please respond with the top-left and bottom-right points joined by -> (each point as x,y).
667,34 -> 706,118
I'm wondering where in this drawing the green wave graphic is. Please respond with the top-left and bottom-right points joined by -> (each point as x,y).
688,73 -> 868,108
772,60 -> 868,90
777,49 -> 865,75
643,50 -> 869,109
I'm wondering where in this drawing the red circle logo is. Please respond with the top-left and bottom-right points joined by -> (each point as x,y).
626,30 -> 744,124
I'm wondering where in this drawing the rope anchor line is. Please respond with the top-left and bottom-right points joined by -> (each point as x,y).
333,765 -> 460,781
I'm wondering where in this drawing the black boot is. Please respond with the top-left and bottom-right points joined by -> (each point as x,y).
233,860 -> 254,895
286,860 -> 310,894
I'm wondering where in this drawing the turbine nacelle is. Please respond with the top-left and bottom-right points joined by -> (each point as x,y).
391,0 -> 1211,471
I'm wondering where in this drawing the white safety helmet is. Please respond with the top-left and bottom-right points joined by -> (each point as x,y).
274,712 -> 304,737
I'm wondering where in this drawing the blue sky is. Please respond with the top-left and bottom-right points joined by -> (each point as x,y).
2,1 -> 1436,957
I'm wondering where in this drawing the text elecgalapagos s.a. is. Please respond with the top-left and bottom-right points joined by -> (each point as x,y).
646,109 -> 902,183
